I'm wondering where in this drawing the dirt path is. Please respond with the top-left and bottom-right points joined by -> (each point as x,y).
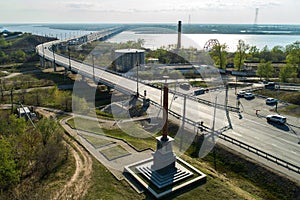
33,108 -> 93,200
54,139 -> 93,199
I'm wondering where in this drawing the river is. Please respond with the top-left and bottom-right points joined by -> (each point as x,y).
107,30 -> 300,52
1,24 -> 299,52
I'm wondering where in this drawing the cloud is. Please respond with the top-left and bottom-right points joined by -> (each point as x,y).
60,0 -> 282,13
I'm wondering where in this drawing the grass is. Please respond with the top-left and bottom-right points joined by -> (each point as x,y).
254,89 -> 300,117
83,156 -> 145,200
99,145 -> 130,161
84,154 -> 251,200
189,80 -> 208,88
83,135 -> 114,148
67,117 -> 157,151
254,89 -> 300,105
278,104 -> 300,118
67,116 -> 300,199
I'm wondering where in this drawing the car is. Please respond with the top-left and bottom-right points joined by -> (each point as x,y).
244,92 -> 255,99
194,88 -> 205,95
264,82 -> 279,90
266,98 -> 277,104
266,114 -> 286,124
237,91 -> 246,97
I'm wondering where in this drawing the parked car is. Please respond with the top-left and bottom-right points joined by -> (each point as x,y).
244,92 -> 255,99
266,114 -> 286,124
194,88 -> 205,95
237,90 -> 246,97
266,98 -> 277,104
264,82 -> 280,89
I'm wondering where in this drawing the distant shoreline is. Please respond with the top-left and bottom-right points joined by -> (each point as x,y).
2,23 -> 300,35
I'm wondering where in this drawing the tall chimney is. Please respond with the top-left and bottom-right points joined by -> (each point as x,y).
177,21 -> 182,49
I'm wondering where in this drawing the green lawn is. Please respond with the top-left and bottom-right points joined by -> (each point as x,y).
67,117 -> 156,151
99,145 -> 130,161
82,135 -> 114,148
68,116 -> 300,200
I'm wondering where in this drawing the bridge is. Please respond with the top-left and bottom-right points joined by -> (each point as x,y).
36,30 -> 300,181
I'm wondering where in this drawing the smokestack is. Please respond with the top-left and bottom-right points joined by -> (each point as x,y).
177,21 -> 182,49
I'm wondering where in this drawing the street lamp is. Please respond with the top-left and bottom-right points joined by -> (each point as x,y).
92,54 -> 95,81
136,51 -> 139,96
68,46 -> 71,70
212,90 -> 222,170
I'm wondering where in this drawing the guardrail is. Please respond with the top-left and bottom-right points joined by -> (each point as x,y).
148,98 -> 300,174
219,133 -> 300,174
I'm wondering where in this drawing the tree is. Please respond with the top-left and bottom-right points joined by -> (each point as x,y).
234,40 -> 249,71
271,45 -> 285,62
0,138 -> 20,190
259,45 -> 272,61
247,46 -> 260,62
0,114 -> 26,137
256,60 -> 274,80
210,43 -> 228,69
0,51 -> 8,64
10,50 -> 26,63
285,41 -> 300,77
35,119 -> 66,177
279,64 -> 297,82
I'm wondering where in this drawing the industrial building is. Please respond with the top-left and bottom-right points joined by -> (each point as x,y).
114,49 -> 145,72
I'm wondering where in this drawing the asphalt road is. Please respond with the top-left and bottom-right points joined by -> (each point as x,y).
36,40 -> 300,181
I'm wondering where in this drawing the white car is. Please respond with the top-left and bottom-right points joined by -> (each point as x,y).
237,91 -> 246,97
266,114 -> 286,124
266,98 -> 277,104
244,92 -> 255,99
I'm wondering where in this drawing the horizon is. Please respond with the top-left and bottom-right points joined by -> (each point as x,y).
1,0 -> 300,24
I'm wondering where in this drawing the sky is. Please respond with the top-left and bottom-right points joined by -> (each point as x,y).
1,0 -> 300,24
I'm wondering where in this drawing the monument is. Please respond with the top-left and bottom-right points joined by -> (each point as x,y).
124,82 -> 206,198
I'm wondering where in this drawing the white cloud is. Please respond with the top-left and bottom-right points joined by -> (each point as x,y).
0,0 -> 298,24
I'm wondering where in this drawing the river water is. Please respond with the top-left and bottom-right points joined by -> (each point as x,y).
107,30 -> 300,52
1,24 -> 300,52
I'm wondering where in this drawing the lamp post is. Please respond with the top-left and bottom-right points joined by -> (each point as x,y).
92,54 -> 95,81
42,43 -> 45,68
68,46 -> 71,70
52,43 -> 56,71
136,51 -> 139,96
212,90 -> 222,170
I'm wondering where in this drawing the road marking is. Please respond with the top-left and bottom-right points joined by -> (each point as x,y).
231,132 -> 242,137
291,151 -> 297,155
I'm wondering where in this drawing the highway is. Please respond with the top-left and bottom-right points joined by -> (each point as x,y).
36,38 -> 300,181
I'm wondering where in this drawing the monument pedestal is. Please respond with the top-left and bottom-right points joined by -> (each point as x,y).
151,136 -> 176,174
125,135 -> 207,198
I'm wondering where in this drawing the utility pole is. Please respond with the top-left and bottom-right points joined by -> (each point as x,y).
10,87 -> 14,114
180,94 -> 187,151
92,54 -> 95,81
68,46 -> 71,70
52,44 -> 56,72
136,51 -> 139,96
212,91 -> 222,170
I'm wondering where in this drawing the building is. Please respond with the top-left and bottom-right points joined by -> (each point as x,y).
114,49 -> 145,72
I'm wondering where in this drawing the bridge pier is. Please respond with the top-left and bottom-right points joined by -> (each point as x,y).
53,62 -> 57,72
39,56 -> 45,68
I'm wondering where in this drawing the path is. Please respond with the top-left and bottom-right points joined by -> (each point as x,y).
60,116 -> 153,180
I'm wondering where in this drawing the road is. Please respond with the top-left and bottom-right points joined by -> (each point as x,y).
36,40 -> 300,181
